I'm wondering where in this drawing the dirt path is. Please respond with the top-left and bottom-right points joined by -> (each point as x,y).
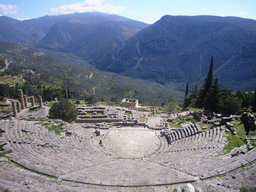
0,58 -> 11,72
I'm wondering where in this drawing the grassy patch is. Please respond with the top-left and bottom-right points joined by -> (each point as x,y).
28,109 -> 35,113
223,120 -> 246,154
249,130 -> 256,137
0,74 -> 24,85
46,102 -> 55,107
42,123 -> 62,135
223,132 -> 245,154
169,116 -> 198,128
86,112 -> 103,115
249,130 -> 256,148
0,152 -> 12,158
125,111 -> 131,115
140,114 -> 147,122
0,153 -> 6,157
98,101 -> 106,105
0,106 -> 12,113
240,187 -> 256,192
21,118 -> 47,121
2,189 -> 12,192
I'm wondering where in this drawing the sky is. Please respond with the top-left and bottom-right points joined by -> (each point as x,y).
0,0 -> 256,24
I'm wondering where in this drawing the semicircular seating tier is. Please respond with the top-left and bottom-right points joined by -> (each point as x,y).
0,120 -> 256,187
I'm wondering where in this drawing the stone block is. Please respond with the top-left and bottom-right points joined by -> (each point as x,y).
173,186 -> 182,192
182,183 -> 195,192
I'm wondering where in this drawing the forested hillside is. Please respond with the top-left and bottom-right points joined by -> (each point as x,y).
0,41 -> 183,105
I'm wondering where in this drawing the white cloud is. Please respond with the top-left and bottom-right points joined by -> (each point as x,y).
236,12 -> 249,17
0,4 -> 18,16
50,0 -> 126,15
15,17 -> 33,21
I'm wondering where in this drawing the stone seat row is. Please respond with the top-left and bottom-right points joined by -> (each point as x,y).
3,120 -> 96,153
149,127 -> 256,179
8,140 -> 110,176
167,127 -> 224,151
165,123 -> 203,143
0,159 -> 60,191
149,127 -> 225,167
2,120 -> 112,176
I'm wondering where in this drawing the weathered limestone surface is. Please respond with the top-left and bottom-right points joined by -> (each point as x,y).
102,128 -> 160,158
0,116 -> 256,191
62,159 -> 197,186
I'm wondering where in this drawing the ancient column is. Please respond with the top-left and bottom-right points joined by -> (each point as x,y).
12,101 -> 17,117
18,89 -> 25,110
39,96 -> 43,108
16,101 -> 21,113
31,96 -> 35,107
24,95 -> 28,107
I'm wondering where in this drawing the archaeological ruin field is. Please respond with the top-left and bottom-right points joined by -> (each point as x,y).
1,101 -> 256,192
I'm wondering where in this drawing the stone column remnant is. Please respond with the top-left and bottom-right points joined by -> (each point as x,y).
39,96 -> 43,108
24,95 -> 28,107
16,102 -> 21,113
31,96 -> 35,107
12,101 -> 17,117
18,89 -> 25,109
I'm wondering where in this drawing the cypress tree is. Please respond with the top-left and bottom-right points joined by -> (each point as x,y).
204,78 -> 222,113
191,83 -> 198,99
185,82 -> 189,97
184,82 -> 190,109
197,57 -> 214,108
252,88 -> 256,112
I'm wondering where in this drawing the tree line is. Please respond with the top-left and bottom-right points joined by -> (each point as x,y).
184,57 -> 256,116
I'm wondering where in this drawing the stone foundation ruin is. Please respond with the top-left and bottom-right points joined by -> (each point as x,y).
9,90 -> 44,118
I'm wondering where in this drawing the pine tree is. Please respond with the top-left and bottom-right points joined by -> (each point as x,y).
197,57 -> 214,108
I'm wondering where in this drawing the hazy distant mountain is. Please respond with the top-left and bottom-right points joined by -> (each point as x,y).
38,13 -> 149,60
0,13 -> 256,90
0,12 -> 148,46
0,16 -> 29,43
98,15 -> 256,90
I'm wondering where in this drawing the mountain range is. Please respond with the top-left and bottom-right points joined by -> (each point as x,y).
0,12 -> 255,91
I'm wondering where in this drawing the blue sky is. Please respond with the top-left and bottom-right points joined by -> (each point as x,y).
0,0 -> 256,24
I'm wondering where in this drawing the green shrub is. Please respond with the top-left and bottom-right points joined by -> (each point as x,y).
85,95 -> 97,105
220,96 -> 242,116
49,98 -> 78,122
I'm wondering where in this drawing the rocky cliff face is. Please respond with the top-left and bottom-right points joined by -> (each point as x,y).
96,15 -> 256,89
